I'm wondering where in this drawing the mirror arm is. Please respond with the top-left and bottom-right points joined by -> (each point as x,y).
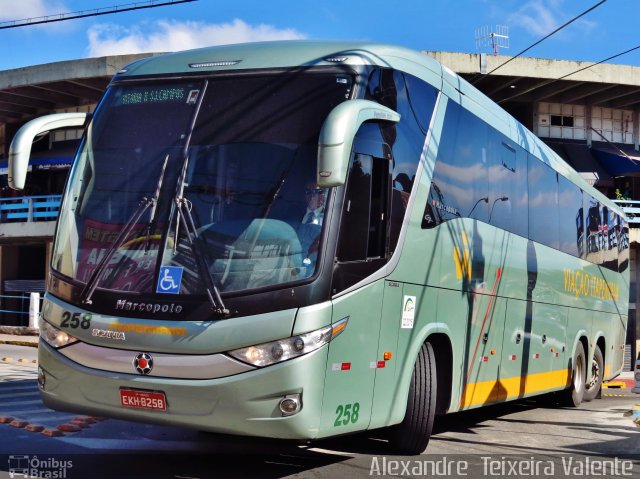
8,112 -> 89,190
317,100 -> 400,188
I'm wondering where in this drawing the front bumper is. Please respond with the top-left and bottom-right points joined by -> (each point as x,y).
38,340 -> 329,440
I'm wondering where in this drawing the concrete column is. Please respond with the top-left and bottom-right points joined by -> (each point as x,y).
586,104 -> 592,148
634,108 -> 639,151
29,292 -> 40,329
0,123 -> 5,158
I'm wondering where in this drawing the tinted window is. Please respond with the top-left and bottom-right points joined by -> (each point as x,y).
558,177 -> 583,257
488,138 -> 527,237
337,154 -> 374,262
366,69 -> 437,252
428,102 -> 489,224
584,195 -> 601,264
528,157 -> 559,249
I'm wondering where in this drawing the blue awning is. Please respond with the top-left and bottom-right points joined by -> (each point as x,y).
591,148 -> 640,177
0,157 -> 73,175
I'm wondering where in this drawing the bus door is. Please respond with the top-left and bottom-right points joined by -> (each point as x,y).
320,132 -> 392,435
500,297 -> 568,400
525,303 -> 568,393
499,299 -> 529,400
460,273 -> 508,409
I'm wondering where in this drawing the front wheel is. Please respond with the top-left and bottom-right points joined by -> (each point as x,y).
583,345 -> 603,401
560,342 -> 586,407
388,342 -> 437,454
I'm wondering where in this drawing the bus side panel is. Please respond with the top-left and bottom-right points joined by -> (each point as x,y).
379,285 -> 455,426
368,280 -> 403,429
499,299 -> 528,400
318,281 -> 383,437
525,302 -> 568,393
614,314 -> 627,378
458,296 -> 507,409
595,311 -> 626,379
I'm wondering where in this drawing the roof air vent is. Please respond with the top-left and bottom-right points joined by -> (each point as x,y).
189,60 -> 242,68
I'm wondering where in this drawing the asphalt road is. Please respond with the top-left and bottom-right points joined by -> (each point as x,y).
0,344 -> 638,479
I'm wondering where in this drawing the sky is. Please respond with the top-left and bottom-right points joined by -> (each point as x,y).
1,0 -> 639,71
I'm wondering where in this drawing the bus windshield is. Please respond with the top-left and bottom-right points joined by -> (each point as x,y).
52,70 -> 354,296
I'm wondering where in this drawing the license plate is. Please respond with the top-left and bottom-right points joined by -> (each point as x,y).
120,389 -> 167,411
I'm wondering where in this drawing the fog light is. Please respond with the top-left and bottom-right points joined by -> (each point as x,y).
38,367 -> 46,390
279,394 -> 302,417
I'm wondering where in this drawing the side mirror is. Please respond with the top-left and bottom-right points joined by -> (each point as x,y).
8,112 -> 89,190
317,99 -> 400,188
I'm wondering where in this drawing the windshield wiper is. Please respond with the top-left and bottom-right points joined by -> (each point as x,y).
80,154 -> 169,305
174,195 -> 230,316
171,148 -> 229,316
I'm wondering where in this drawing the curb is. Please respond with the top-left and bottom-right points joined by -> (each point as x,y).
603,378 -> 636,389
0,339 -> 38,348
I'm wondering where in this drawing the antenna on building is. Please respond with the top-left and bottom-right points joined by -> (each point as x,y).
475,25 -> 510,56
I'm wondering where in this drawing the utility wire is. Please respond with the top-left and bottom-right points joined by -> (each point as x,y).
473,0 -> 607,84
0,0 -> 197,30
497,41 -> 640,104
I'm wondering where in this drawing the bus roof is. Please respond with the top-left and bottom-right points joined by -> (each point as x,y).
115,40 -> 622,217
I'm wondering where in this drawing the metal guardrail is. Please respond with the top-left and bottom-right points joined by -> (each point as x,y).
0,195 -> 61,222
613,199 -> 640,225
0,292 -> 42,328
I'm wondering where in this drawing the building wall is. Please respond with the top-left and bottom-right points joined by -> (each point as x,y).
534,101 -> 638,147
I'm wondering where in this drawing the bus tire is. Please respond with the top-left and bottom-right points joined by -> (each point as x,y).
561,342 -> 586,407
389,342 -> 437,455
583,344 -> 603,402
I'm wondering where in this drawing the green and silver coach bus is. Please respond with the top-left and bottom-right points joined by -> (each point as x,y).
9,41 -> 629,454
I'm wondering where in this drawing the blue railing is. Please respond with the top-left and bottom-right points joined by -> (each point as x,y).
613,200 -> 640,225
0,195 -> 61,222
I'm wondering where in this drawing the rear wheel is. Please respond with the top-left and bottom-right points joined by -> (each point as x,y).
583,345 -> 603,401
388,342 -> 437,454
561,342 -> 586,407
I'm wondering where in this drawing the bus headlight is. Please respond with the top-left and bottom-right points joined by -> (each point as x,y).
227,317 -> 348,367
39,317 -> 79,349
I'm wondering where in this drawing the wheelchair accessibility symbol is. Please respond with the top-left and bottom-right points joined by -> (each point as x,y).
156,266 -> 183,294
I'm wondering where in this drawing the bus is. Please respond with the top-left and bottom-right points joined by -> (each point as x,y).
9,41 -> 629,454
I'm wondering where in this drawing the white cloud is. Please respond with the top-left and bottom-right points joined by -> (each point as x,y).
87,19 -> 307,57
507,0 -> 597,37
0,0 -> 67,21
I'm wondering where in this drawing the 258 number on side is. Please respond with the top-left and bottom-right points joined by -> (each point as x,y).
334,402 -> 360,427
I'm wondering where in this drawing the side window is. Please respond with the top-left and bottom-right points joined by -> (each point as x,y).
601,206 -> 618,271
584,195 -> 601,264
333,128 -> 392,293
426,102 -> 489,225
366,69 -> 437,252
337,152 -> 390,262
488,138 -> 527,237
528,156 -> 559,249
558,177 -> 583,257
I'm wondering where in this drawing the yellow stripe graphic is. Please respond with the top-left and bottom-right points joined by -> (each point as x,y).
460,369 -> 570,408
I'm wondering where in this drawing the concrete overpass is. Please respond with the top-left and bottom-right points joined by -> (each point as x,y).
426,52 -> 640,114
